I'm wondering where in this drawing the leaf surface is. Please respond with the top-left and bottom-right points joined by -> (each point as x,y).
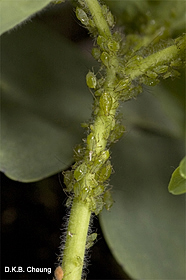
0,0 -> 54,35
100,91 -> 185,279
1,20 -> 92,182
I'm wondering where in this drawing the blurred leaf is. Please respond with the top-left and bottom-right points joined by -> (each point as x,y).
100,130 -> 185,279
168,156 -> 186,195
105,0 -> 185,36
168,166 -> 186,195
0,20 -> 92,182
180,156 -> 186,179
0,0 -> 54,35
120,84 -> 184,139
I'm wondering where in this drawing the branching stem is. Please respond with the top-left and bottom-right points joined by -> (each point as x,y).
58,1 -> 185,279
61,1 -> 113,280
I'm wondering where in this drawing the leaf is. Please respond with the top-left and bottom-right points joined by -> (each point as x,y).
100,89 -> 185,279
168,166 -> 186,195
106,0 -> 185,35
100,131 -> 185,279
168,156 -> 186,195
0,0 -> 54,35
180,156 -> 186,179
120,84 -> 184,139
0,20 -> 92,182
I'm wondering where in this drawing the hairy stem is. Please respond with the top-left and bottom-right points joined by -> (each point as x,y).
126,41 -> 185,79
61,1 -> 113,280
62,199 -> 91,280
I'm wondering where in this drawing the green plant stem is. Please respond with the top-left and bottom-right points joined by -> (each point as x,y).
126,38 -> 185,79
62,198 -> 91,280
85,0 -> 111,37
61,1 -> 114,280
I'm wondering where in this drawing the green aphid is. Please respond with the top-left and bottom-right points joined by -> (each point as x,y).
96,77 -> 105,89
86,71 -> 97,89
112,31 -> 122,43
74,162 -> 87,181
81,186 -> 90,201
65,196 -> 73,207
76,7 -> 89,26
96,160 -> 112,183
142,76 -> 159,86
101,4 -> 108,16
63,170 -> 74,192
87,132 -> 96,151
163,71 -> 172,79
92,48 -> 101,60
100,92 -> 112,116
114,78 -> 130,93
86,233 -> 97,249
170,69 -> 180,78
97,35 -> 107,50
108,39 -> 120,52
92,185 -> 105,197
73,144 -> 85,161
94,196 -> 104,215
74,182 -> 81,197
170,58 -> 182,67
127,55 -> 143,68
75,255 -> 83,267
146,70 -> 158,79
100,52 -> 110,67
103,190 -> 114,210
106,11 -> 115,28
94,88 -> 104,97
91,150 -> 110,174
154,65 -> 168,74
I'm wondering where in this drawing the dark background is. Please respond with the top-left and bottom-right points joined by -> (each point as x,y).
1,171 -> 130,280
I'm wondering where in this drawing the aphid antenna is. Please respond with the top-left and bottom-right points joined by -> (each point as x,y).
88,87 -> 96,100
58,172 -> 64,189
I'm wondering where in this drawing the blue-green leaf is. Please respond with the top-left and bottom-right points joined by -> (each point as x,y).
0,20 -> 92,182
0,0 -> 54,35
100,130 -> 185,278
100,89 -> 185,279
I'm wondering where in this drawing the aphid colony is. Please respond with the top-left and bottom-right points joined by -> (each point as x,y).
62,1 -> 185,218
63,141 -> 114,215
